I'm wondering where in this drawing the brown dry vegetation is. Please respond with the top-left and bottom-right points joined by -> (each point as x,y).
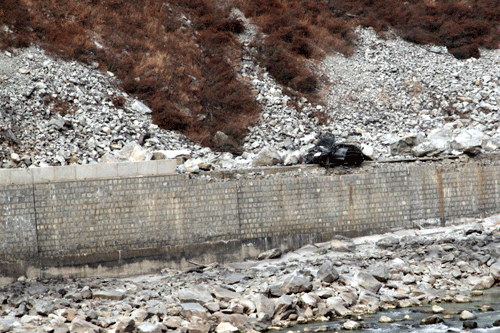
329,0 -> 500,59
1,0 -> 500,152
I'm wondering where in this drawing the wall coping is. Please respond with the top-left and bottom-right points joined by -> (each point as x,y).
0,159 -> 177,185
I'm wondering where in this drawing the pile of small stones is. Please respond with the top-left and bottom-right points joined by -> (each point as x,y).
1,22 -> 500,172
1,219 -> 500,333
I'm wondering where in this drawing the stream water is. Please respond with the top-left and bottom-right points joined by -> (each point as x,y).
278,288 -> 500,333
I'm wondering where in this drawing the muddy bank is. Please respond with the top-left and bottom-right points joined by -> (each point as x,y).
1,215 -> 500,333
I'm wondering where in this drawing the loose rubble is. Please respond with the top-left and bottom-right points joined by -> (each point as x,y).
1,24 -> 500,172
1,216 -> 500,332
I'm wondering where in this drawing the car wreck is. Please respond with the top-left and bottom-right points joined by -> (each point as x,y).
304,136 -> 366,167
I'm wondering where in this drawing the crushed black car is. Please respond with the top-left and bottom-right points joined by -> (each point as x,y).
304,136 -> 366,167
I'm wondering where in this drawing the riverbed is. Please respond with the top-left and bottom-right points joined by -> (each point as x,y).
1,216 -> 500,333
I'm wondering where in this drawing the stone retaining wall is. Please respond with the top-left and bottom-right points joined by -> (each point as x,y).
1,160 -> 499,279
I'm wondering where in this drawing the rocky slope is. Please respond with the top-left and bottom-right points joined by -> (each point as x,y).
1,26 -> 500,173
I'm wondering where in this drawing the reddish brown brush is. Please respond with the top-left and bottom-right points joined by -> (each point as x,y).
334,0 -> 500,58
238,0 -> 356,94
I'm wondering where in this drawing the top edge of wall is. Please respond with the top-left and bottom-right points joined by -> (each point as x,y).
0,159 -> 177,185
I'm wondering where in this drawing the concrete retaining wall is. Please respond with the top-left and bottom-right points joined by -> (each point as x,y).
1,160 -> 499,280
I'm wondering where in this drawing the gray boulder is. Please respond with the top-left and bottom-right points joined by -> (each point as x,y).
92,289 -> 125,300
274,295 -> 294,317
176,285 -> 214,304
131,100 -> 152,114
283,150 -> 302,165
326,297 -> 352,316
412,135 -> 450,157
421,315 -> 444,325
258,248 -> 282,260
252,147 -> 282,166
451,129 -> 488,153
376,236 -> 399,249
69,317 -> 101,333
490,260 -> 500,280
317,261 -> 340,283
390,133 -> 424,155
465,223 -> 484,235
248,294 -> 274,321
353,272 -> 383,294
180,303 -> 209,320
370,265 -> 390,283
213,131 -> 230,147
34,300 -> 57,316
212,286 -> 241,302
357,290 -> 380,308
299,293 -> 318,308
101,141 -> 152,162
281,273 -> 313,294
467,275 -> 495,290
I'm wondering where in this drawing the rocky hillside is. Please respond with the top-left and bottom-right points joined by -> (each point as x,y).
1,13 -> 500,173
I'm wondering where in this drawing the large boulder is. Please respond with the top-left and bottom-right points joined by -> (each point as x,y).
317,261 -> 340,283
412,135 -> 450,157
212,286 -> 241,302
490,260 -> 500,280
451,129 -> 489,153
390,133 -> 424,155
252,147 -> 282,166
299,293 -> 318,308
281,273 -> 313,294
70,317 -> 102,333
370,265 -> 390,283
101,141 -> 152,162
353,272 -> 383,294
248,294 -> 274,321
274,295 -> 294,318
326,297 -> 352,316
257,248 -> 282,260
137,323 -> 162,333
376,236 -> 399,249
175,285 -> 214,304
467,275 -> 495,290
283,150 -> 302,165
357,290 -> 380,309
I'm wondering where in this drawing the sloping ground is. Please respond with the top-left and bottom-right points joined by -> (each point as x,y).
1,0 -> 500,154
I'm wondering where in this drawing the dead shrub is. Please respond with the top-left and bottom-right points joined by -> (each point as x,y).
330,0 -> 500,59
448,43 -> 480,59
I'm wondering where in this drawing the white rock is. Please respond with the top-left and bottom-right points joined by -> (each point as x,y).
379,316 -> 394,323
252,146 -> 282,166
343,320 -> 360,330
215,322 -> 239,333
451,129 -> 489,152
459,310 -> 476,320
10,153 -> 21,162
131,100 -> 152,114
432,305 -> 444,313
101,141 -> 152,162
